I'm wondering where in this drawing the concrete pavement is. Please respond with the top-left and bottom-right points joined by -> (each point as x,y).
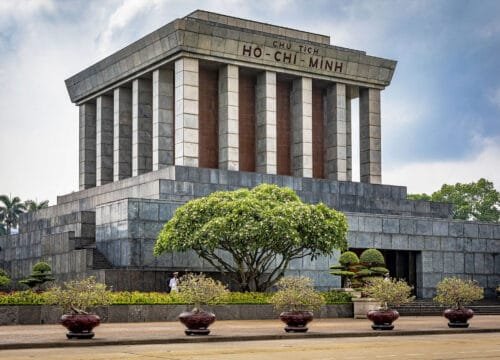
0,315 -> 499,350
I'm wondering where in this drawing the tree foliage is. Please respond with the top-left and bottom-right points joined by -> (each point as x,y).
25,199 -> 49,212
0,269 -> 10,288
154,184 -> 348,292
409,178 -> 500,222
0,195 -> 26,235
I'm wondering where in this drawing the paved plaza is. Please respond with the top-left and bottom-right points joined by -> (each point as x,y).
0,333 -> 499,359
0,316 -> 499,350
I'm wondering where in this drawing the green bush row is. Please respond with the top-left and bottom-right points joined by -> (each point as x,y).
0,290 -> 351,306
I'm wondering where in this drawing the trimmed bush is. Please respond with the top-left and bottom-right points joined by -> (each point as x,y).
338,251 -> 360,266
360,249 -> 385,266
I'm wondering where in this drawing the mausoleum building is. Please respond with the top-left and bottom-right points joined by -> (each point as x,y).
1,10 -> 499,298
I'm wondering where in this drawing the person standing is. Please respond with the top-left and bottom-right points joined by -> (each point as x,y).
168,272 -> 179,292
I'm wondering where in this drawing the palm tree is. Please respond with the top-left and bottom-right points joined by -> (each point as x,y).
25,199 -> 49,212
0,195 -> 26,235
0,220 -> 6,236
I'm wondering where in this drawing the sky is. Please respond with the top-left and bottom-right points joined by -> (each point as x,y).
0,0 -> 499,205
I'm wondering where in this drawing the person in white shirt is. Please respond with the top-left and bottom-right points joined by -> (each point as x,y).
169,272 -> 179,292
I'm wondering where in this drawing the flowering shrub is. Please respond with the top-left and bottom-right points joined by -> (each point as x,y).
362,277 -> 414,310
47,277 -> 112,314
433,277 -> 484,309
270,276 -> 325,312
178,273 -> 229,312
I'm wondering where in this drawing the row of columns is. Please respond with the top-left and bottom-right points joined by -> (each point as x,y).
79,57 -> 381,190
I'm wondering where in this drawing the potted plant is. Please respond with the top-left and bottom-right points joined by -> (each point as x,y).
270,276 -> 325,333
177,273 -> 229,335
363,277 -> 414,330
433,277 -> 484,328
47,276 -> 112,339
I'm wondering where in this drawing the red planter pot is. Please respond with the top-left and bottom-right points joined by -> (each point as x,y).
279,311 -> 314,333
60,314 -> 101,339
367,309 -> 399,330
443,308 -> 474,328
178,310 -> 216,335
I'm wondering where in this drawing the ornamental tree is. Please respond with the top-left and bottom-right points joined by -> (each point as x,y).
154,184 -> 348,292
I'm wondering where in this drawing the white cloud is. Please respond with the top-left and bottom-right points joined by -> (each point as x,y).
98,0 -> 165,54
0,0 -> 55,18
384,136 -> 500,194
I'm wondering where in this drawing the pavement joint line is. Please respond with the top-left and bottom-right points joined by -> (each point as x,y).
1,328 -> 500,351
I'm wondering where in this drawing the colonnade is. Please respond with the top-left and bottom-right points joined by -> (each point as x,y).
79,57 -> 381,190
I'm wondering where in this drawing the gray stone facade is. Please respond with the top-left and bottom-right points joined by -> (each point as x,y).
2,165 -> 499,297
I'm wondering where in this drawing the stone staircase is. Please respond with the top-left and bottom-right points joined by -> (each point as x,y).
72,235 -> 113,269
395,299 -> 500,316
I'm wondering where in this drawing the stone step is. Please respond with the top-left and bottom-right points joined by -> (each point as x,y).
92,248 -> 113,269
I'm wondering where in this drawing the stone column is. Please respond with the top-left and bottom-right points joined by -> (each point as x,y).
152,68 -> 174,170
359,88 -> 381,184
113,87 -> 132,181
218,64 -> 239,171
174,58 -> 199,167
79,102 -> 96,190
255,71 -> 277,174
291,77 -> 313,178
132,78 -> 153,176
324,83 -> 347,181
346,97 -> 352,181
96,95 -> 114,185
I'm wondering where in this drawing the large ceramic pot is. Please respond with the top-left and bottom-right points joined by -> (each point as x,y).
178,310 -> 216,335
60,314 -> 101,339
443,308 -> 474,328
279,311 -> 314,333
366,309 -> 399,330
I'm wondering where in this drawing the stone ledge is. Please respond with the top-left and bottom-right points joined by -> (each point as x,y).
0,304 -> 353,325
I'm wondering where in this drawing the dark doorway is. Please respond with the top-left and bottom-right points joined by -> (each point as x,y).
380,250 -> 418,291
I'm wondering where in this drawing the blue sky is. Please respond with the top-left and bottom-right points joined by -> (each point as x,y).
0,0 -> 499,204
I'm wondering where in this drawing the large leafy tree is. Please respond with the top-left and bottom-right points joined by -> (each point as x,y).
25,199 -> 49,212
0,195 -> 26,234
408,178 -> 500,222
154,184 -> 348,292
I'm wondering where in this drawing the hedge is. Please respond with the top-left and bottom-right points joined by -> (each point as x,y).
0,290 -> 351,306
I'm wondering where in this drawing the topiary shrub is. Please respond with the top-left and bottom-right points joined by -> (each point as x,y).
330,251 -> 360,288
19,261 -> 55,290
359,249 -> 385,266
32,262 -> 52,273
339,251 -> 360,266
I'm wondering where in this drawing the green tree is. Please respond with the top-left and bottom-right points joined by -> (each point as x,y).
154,184 -> 348,292
407,193 -> 431,201
0,195 -> 26,234
409,179 -> 500,222
25,199 -> 49,212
